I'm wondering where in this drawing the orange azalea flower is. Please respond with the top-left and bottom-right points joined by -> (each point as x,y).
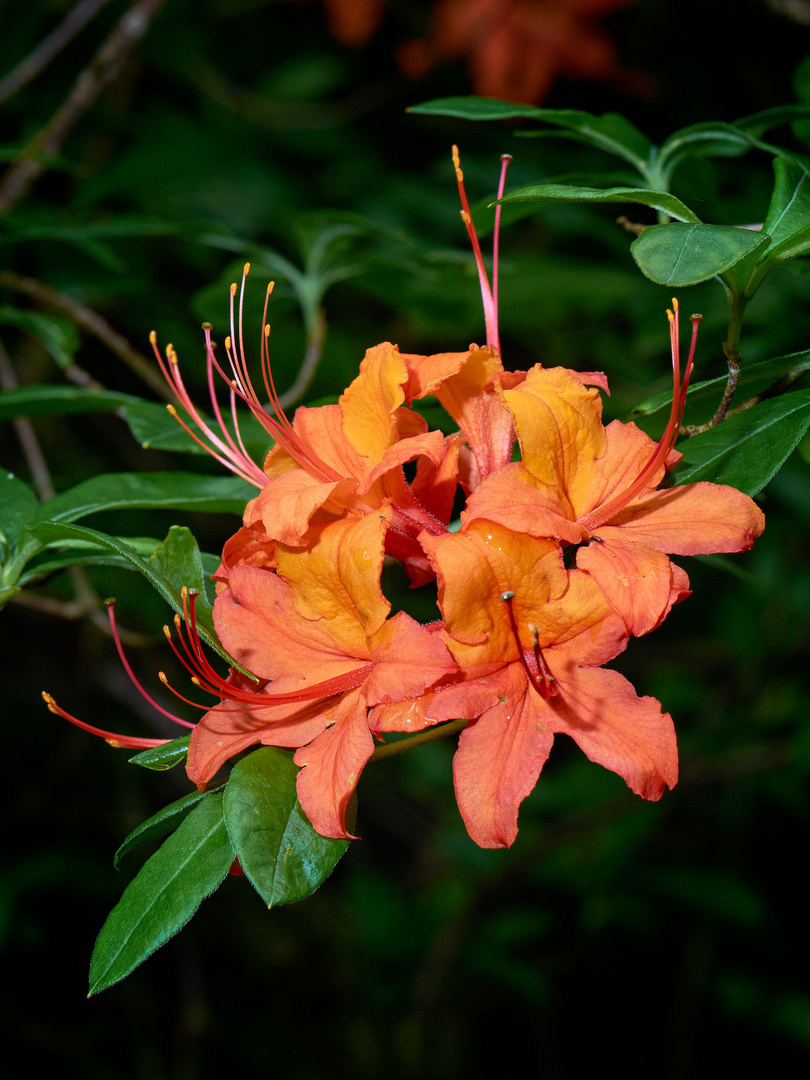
463,304 -> 766,635
186,510 -> 457,838
373,520 -> 676,848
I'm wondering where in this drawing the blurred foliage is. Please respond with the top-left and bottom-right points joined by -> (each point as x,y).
3,0 -> 810,1076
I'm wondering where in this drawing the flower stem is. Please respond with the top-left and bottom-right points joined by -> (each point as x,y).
369,717 -> 469,762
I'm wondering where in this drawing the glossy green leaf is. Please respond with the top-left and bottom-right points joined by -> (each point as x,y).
113,785 -> 215,867
223,747 -> 350,908
631,223 -> 771,286
744,158 -> 810,289
23,521 -> 227,657
672,390 -> 810,493
0,384 -> 137,420
654,122 -> 759,185
89,794 -> 233,995
408,99 -> 651,170
148,526 -> 215,625
734,103 -> 810,137
122,397 -> 271,458
632,349 -> 810,426
497,183 -> 700,224
0,470 -> 38,552
128,735 -> 191,772
35,472 -> 254,524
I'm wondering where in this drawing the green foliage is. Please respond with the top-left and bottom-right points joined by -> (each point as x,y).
223,747 -> 350,908
89,793 -> 234,995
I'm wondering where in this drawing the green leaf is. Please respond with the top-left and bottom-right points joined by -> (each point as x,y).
129,735 -> 191,772
497,183 -> 700,224
0,384 -> 137,420
223,747 -> 350,908
148,526 -> 215,625
113,785 -> 213,867
122,397 -> 271,459
89,794 -> 233,994
632,348 -> 810,426
0,309 -> 80,369
734,103 -> 810,138
631,223 -> 771,286
22,521 -> 228,658
409,98 -> 652,172
0,470 -> 38,552
746,157 -> 810,290
655,122 -> 758,185
672,390 -> 810,494
35,472 -> 254,524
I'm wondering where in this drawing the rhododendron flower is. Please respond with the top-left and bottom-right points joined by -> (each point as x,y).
373,520 -> 676,848
186,510 -> 457,838
464,305 -> 766,635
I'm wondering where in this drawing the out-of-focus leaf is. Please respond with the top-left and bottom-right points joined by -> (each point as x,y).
672,390 -> 810,493
497,183 -> 700,224
223,747 -> 350,908
0,385 -> 136,419
631,223 -> 771,286
409,98 -> 651,172
128,735 -> 191,773
88,794 -> 233,995
0,470 -> 38,551
0,309 -> 80,369
113,784 -> 211,867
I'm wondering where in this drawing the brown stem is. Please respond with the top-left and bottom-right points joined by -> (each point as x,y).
0,0 -> 114,107
616,215 -> 648,237
0,270 -> 171,399
0,0 -> 167,214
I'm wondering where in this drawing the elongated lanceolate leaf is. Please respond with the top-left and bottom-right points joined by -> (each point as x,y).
224,747 -> 350,908
408,98 -> 652,169
671,390 -> 810,494
114,784 -> 216,867
148,526 -> 215,624
35,472 -> 254,524
24,521 -> 228,656
632,349 -> 810,425
631,223 -> 771,286
89,794 -> 233,995
497,183 -> 700,224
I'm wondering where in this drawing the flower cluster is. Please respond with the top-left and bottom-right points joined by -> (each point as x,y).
48,151 -> 765,849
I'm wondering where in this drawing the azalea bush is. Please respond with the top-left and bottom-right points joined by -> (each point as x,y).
5,2 -> 810,1072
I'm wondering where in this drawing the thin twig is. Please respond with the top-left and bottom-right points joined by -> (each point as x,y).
0,333 -> 56,500
0,0 -> 167,214
369,717 -> 469,762
0,271 -> 171,399
0,0 -> 114,107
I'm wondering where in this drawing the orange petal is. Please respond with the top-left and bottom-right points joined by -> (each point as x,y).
606,481 -> 766,555
576,534 -> 679,637
294,690 -> 376,840
452,664 -> 555,848
340,342 -> 407,464
549,665 -> 678,800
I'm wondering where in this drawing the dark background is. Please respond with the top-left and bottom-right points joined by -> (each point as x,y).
3,0 -> 810,1076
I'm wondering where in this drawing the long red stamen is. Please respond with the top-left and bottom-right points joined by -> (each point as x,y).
501,592 -> 556,700
453,145 -> 511,356
107,599 -> 195,728
577,300 -> 701,534
42,692 -> 170,748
